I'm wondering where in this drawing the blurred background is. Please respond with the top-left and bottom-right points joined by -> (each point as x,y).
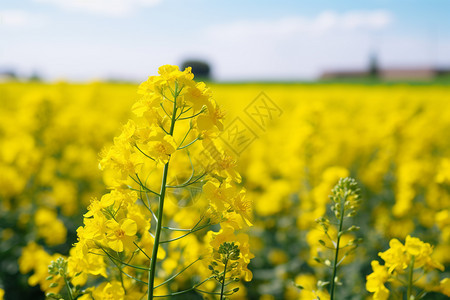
1,0 -> 450,82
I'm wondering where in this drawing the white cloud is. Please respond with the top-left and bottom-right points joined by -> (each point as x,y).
341,10 -> 392,30
206,10 -> 393,39
33,0 -> 162,17
0,10 -> 46,28
197,10 -> 395,80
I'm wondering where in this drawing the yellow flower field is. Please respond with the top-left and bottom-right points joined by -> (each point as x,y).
0,74 -> 449,299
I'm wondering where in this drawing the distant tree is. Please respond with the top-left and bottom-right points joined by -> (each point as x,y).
368,52 -> 379,78
181,60 -> 211,80
29,71 -> 42,82
0,69 -> 17,79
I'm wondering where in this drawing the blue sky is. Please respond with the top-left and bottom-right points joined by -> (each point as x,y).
1,0 -> 449,81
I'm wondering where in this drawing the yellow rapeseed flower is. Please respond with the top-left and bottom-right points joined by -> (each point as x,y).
366,261 -> 389,300
105,218 -> 137,252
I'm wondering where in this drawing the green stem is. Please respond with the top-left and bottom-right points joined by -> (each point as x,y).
407,256 -> 415,300
159,223 -> 211,243
220,256 -> 229,300
119,263 -> 126,293
154,258 -> 201,288
330,194 -> 346,300
148,84 -> 179,300
63,275 -> 74,300
152,276 -> 214,297
177,136 -> 200,150
98,246 -> 150,271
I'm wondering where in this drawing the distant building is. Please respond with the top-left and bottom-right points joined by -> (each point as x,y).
380,68 -> 435,80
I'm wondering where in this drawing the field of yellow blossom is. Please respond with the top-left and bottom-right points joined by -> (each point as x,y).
0,75 -> 449,299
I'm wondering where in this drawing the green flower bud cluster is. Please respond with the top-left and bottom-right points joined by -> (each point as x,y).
329,177 -> 361,219
311,177 -> 362,300
209,242 -> 241,299
46,257 -> 77,300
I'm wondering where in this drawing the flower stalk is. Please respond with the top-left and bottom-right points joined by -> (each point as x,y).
311,177 -> 361,300
220,257 -> 228,300
148,84 -> 179,300
329,190 -> 346,300
407,256 -> 415,300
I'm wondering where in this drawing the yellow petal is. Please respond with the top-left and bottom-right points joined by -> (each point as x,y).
121,219 -> 137,236
108,239 -> 123,252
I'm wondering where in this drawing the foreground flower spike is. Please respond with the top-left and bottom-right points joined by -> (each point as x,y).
366,235 -> 448,300
307,177 -> 362,300
40,65 -> 253,300
46,258 -> 78,300
209,242 -> 241,299
207,224 -> 255,298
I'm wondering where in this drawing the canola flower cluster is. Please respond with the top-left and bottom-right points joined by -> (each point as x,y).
212,84 -> 450,299
367,235 -> 449,299
1,76 -> 450,299
15,66 -> 254,299
0,85 -> 116,246
0,81 -> 137,298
